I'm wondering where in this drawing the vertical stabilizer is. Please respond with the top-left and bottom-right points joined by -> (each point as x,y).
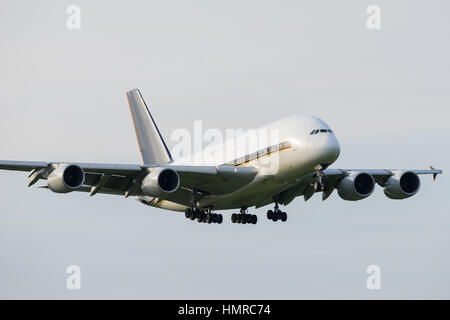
126,89 -> 172,165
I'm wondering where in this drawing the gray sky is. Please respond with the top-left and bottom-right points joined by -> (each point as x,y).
0,0 -> 449,299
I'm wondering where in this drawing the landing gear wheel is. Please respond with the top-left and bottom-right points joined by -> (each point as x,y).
217,214 -> 223,224
196,211 -> 201,222
232,210 -> 256,225
272,212 -> 279,222
267,210 -> 273,220
212,214 -> 218,223
281,212 -> 287,222
185,209 -> 191,219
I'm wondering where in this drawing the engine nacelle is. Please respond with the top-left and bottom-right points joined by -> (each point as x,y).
337,172 -> 375,201
384,171 -> 420,199
47,164 -> 85,193
141,167 -> 180,196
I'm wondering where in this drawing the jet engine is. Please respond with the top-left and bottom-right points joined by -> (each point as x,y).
47,164 -> 85,193
383,171 -> 420,199
337,172 -> 375,201
141,167 -> 180,196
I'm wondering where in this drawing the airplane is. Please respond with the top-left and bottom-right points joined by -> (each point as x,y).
0,89 -> 442,225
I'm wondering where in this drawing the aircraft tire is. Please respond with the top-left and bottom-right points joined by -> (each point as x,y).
272,213 -> 278,222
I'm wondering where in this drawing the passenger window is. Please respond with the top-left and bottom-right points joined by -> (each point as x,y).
320,129 -> 327,133
310,130 -> 315,135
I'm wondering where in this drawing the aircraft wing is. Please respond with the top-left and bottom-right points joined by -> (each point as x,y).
0,160 -> 48,172
0,161 -> 258,200
322,168 -> 443,184
274,166 -> 443,206
0,160 -> 142,175
316,167 -> 442,201
0,160 -> 146,196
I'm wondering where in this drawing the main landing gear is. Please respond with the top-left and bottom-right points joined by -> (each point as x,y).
231,208 -> 257,225
267,202 -> 287,222
185,208 -> 223,224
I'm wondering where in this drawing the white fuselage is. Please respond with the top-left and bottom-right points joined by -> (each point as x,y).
142,115 -> 341,211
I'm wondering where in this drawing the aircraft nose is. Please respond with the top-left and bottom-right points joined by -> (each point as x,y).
318,135 -> 340,164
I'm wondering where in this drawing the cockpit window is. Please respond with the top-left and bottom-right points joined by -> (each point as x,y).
310,128 -> 333,135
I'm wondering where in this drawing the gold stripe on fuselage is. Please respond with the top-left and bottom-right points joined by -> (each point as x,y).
233,145 -> 291,167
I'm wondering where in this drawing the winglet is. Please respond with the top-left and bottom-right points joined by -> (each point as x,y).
126,89 -> 172,165
430,165 -> 439,181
